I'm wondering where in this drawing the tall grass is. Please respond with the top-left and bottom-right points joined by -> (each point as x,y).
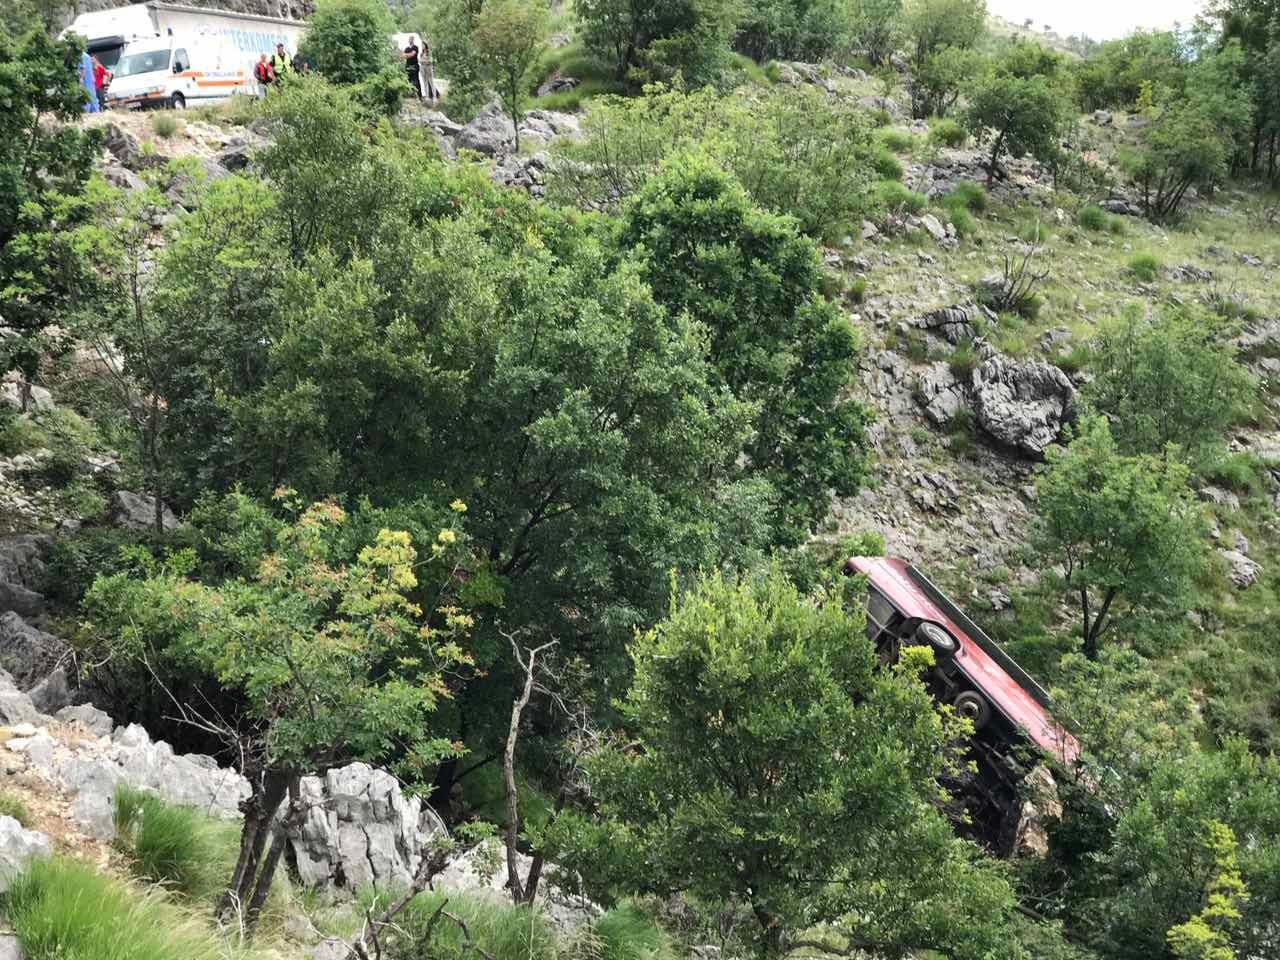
113,784 -> 239,902
357,887 -> 559,960
595,901 -> 677,960
0,788 -> 33,826
5,857 -> 242,960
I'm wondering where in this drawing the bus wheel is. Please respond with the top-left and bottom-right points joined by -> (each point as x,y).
955,690 -> 992,729
915,621 -> 958,659
170,93 -> 185,110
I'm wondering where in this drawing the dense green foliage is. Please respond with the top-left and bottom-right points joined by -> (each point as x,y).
1083,306 -> 1254,464
963,44 -> 1073,181
1034,416 -> 1204,658
618,156 -> 871,544
298,0 -> 397,85
575,0 -> 739,87
552,567 -> 1021,957
0,30 -> 100,385
471,0 -> 548,149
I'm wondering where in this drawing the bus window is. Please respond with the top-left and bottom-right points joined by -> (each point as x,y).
865,586 -> 900,648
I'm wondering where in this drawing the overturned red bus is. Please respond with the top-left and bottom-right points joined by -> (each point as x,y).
845,556 -> 1080,847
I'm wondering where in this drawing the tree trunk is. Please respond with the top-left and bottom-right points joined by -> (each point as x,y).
220,769 -> 289,929
749,896 -> 784,957
244,823 -> 289,931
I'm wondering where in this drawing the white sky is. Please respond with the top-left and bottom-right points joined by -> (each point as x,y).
987,0 -> 1210,40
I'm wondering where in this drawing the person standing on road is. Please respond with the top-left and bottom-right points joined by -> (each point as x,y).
92,55 -> 111,106
78,49 -> 100,113
254,53 -> 275,97
402,34 -> 422,99
270,42 -> 293,82
419,37 -> 438,103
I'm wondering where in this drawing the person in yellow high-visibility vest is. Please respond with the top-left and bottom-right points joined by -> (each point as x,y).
270,42 -> 293,82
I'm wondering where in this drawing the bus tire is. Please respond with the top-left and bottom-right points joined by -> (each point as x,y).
915,621 -> 958,659
170,93 -> 185,110
955,690 -> 992,730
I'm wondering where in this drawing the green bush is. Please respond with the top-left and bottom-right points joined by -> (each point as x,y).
875,180 -> 927,214
946,180 -> 987,212
1202,452 -> 1267,494
1077,204 -> 1109,231
351,66 -> 411,118
362,887 -> 558,960
848,277 -> 868,303
298,0 -> 395,86
948,338 -> 980,377
877,128 -> 915,153
150,113 -> 181,139
871,147 -> 904,181
870,108 -> 893,127
942,201 -> 976,237
4,857 -> 233,960
928,118 -> 967,147
0,788 -> 32,826
113,785 -> 235,901
43,528 -> 162,609
1128,253 -> 1163,281
595,901 -> 676,960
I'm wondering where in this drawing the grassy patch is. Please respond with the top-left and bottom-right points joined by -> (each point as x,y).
848,277 -> 868,304
358,887 -> 558,960
595,901 -> 676,960
529,42 -> 625,111
1077,204 -> 1109,231
928,118 -> 967,147
5,857 -> 247,960
150,113 -> 182,139
871,147 -> 904,181
948,337 -> 981,377
1128,252 -> 1163,281
876,128 -> 915,153
946,180 -> 988,213
113,785 -> 240,904
0,788 -> 32,826
875,179 -> 926,214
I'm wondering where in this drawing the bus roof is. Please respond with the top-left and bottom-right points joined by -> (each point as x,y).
847,556 -> 1080,765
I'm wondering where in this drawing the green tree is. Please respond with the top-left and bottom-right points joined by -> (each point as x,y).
83,498 -> 472,934
299,0 -> 396,85
1083,306 -> 1254,465
902,0 -> 987,69
1034,415 -> 1203,659
576,0 -> 739,86
851,0 -> 903,66
909,44 -> 982,117
618,154 -> 872,545
550,566 -> 1022,958
734,0 -> 849,62
1166,822 -> 1250,960
0,29 -> 101,391
963,46 -> 1072,182
471,0 -> 548,152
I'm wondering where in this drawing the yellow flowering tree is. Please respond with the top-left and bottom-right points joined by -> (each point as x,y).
84,498 -> 473,935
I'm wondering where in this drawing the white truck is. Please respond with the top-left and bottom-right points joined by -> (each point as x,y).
61,2 -> 305,109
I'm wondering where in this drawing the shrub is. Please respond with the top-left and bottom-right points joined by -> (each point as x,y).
113,785 -> 237,902
942,201 -> 976,237
928,117 -> 967,146
948,337 -> 980,377
5,857 -> 233,960
1128,253 -> 1163,281
1077,204 -> 1109,231
946,179 -> 987,212
870,107 -> 894,127
298,0 -> 396,86
351,66 -> 411,118
360,887 -> 559,960
877,128 -> 915,153
1202,452 -> 1267,495
875,179 -> 926,213
871,146 -> 904,180
150,113 -> 181,139
595,902 -> 676,960
848,277 -> 868,303
43,528 -> 164,609
0,789 -> 32,826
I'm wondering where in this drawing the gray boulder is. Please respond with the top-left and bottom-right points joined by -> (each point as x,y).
0,534 -> 51,618
456,103 -> 516,156
858,95 -> 902,119
101,163 -> 146,192
0,933 -> 23,960
27,667 -> 70,715
916,304 -> 981,345
1092,110 -> 1113,126
420,110 -> 463,137
56,702 -> 114,736
103,123 -> 165,172
914,363 -> 968,426
1219,549 -> 1261,589
0,673 -> 40,726
436,842 -> 603,932
0,612 -> 64,690
970,355 -> 1076,457
215,138 -> 255,171
291,762 -> 447,893
920,213 -> 947,242
536,75 -> 579,97
788,61 -> 835,93
0,815 -> 51,893
109,490 -> 179,532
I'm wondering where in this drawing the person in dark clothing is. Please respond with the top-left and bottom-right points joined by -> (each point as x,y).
401,35 -> 422,99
